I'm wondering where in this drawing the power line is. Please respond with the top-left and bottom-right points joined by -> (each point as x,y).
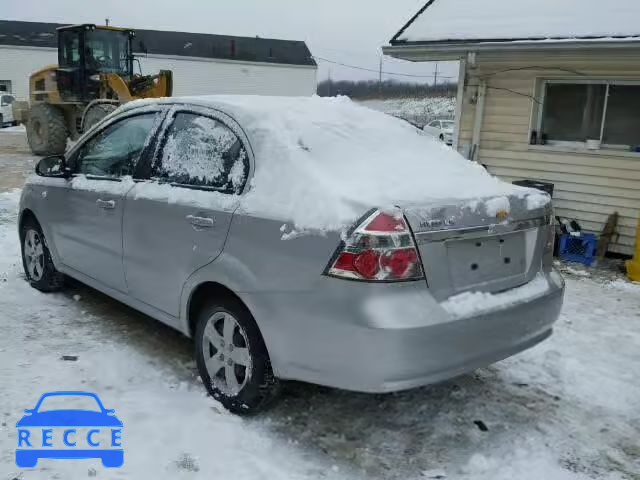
312,55 -> 456,79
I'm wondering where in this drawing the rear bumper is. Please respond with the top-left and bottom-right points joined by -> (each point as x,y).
248,270 -> 564,393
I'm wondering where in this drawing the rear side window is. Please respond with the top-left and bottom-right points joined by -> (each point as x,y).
153,113 -> 249,194
74,113 -> 158,178
1,95 -> 14,105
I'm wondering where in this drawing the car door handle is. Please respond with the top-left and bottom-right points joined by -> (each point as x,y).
96,199 -> 116,210
186,215 -> 215,228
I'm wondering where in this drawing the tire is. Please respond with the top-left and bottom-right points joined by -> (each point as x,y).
194,297 -> 280,414
20,217 -> 64,292
439,134 -> 445,141
83,104 -> 117,133
27,103 -> 68,155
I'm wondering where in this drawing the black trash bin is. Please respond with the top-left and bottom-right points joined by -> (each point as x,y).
512,179 -> 554,197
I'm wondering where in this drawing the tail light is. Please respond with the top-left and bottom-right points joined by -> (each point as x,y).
325,209 -> 424,282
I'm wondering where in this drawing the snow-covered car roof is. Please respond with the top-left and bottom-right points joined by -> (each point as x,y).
121,95 -> 535,231
392,0 -> 640,44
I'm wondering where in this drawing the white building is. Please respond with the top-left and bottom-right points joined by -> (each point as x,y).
0,20 -> 317,99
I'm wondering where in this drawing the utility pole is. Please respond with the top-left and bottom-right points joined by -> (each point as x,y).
327,68 -> 331,97
105,17 -> 110,26
433,62 -> 439,88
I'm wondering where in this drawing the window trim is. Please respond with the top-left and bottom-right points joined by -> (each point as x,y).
67,107 -> 167,180
534,77 -> 640,150
148,106 -> 254,195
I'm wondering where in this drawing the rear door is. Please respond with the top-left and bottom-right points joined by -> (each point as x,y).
123,107 -> 251,318
49,110 -> 163,292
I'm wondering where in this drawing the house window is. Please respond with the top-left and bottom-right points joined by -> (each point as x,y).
537,80 -> 640,149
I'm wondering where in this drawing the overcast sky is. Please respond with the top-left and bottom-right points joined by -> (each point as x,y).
2,0 -> 458,83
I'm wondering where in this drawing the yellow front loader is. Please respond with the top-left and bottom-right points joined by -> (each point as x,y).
15,24 -> 172,155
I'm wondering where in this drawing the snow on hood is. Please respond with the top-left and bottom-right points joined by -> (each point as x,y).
121,96 -> 540,231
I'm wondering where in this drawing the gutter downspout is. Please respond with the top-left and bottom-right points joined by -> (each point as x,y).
452,56 -> 466,152
470,79 -> 487,161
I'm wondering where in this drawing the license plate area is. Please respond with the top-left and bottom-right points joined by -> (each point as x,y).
446,232 -> 526,290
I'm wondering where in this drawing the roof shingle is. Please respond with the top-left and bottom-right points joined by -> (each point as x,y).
391,0 -> 640,45
0,19 -> 316,67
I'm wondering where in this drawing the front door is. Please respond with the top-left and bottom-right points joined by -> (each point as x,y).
123,109 -> 251,318
51,111 -> 162,292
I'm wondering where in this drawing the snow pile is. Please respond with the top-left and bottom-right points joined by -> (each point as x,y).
459,450 -> 583,480
484,196 -> 510,217
121,96 -> 526,232
397,0 -> 640,43
564,266 -> 590,278
442,275 -> 550,320
132,180 -> 241,212
0,124 -> 26,133
605,278 -> 640,292
525,191 -> 551,210
71,175 -> 135,194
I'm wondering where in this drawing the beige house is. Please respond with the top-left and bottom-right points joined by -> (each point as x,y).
384,0 -> 640,256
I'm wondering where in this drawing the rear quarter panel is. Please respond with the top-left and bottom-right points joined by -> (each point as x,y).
179,212 -> 343,342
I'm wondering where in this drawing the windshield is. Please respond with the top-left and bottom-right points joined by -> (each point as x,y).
37,394 -> 102,412
85,29 -> 132,77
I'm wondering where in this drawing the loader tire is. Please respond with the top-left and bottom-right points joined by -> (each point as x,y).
83,104 -> 117,133
27,104 -> 68,156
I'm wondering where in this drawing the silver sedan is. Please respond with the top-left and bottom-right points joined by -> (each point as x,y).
18,96 -> 564,414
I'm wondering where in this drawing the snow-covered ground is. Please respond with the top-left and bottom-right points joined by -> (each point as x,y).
358,97 -> 456,127
1,137 -> 639,479
0,125 -> 26,133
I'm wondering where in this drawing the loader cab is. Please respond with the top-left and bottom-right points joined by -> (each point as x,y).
56,24 -> 135,102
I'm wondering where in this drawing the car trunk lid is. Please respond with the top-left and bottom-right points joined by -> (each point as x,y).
402,193 -> 552,301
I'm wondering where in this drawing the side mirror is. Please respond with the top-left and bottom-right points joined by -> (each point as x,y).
24,409 -> 34,414
36,155 -> 71,178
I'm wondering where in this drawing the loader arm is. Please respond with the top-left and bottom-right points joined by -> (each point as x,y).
104,70 -> 173,102
103,73 -> 134,102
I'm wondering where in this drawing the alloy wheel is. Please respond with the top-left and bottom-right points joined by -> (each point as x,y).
202,311 -> 252,396
24,229 -> 45,281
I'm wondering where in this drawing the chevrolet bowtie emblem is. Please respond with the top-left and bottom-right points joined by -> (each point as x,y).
496,209 -> 510,221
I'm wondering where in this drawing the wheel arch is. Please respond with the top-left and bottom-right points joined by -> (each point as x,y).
186,281 -> 252,338
18,208 -> 39,238
18,207 -> 62,268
